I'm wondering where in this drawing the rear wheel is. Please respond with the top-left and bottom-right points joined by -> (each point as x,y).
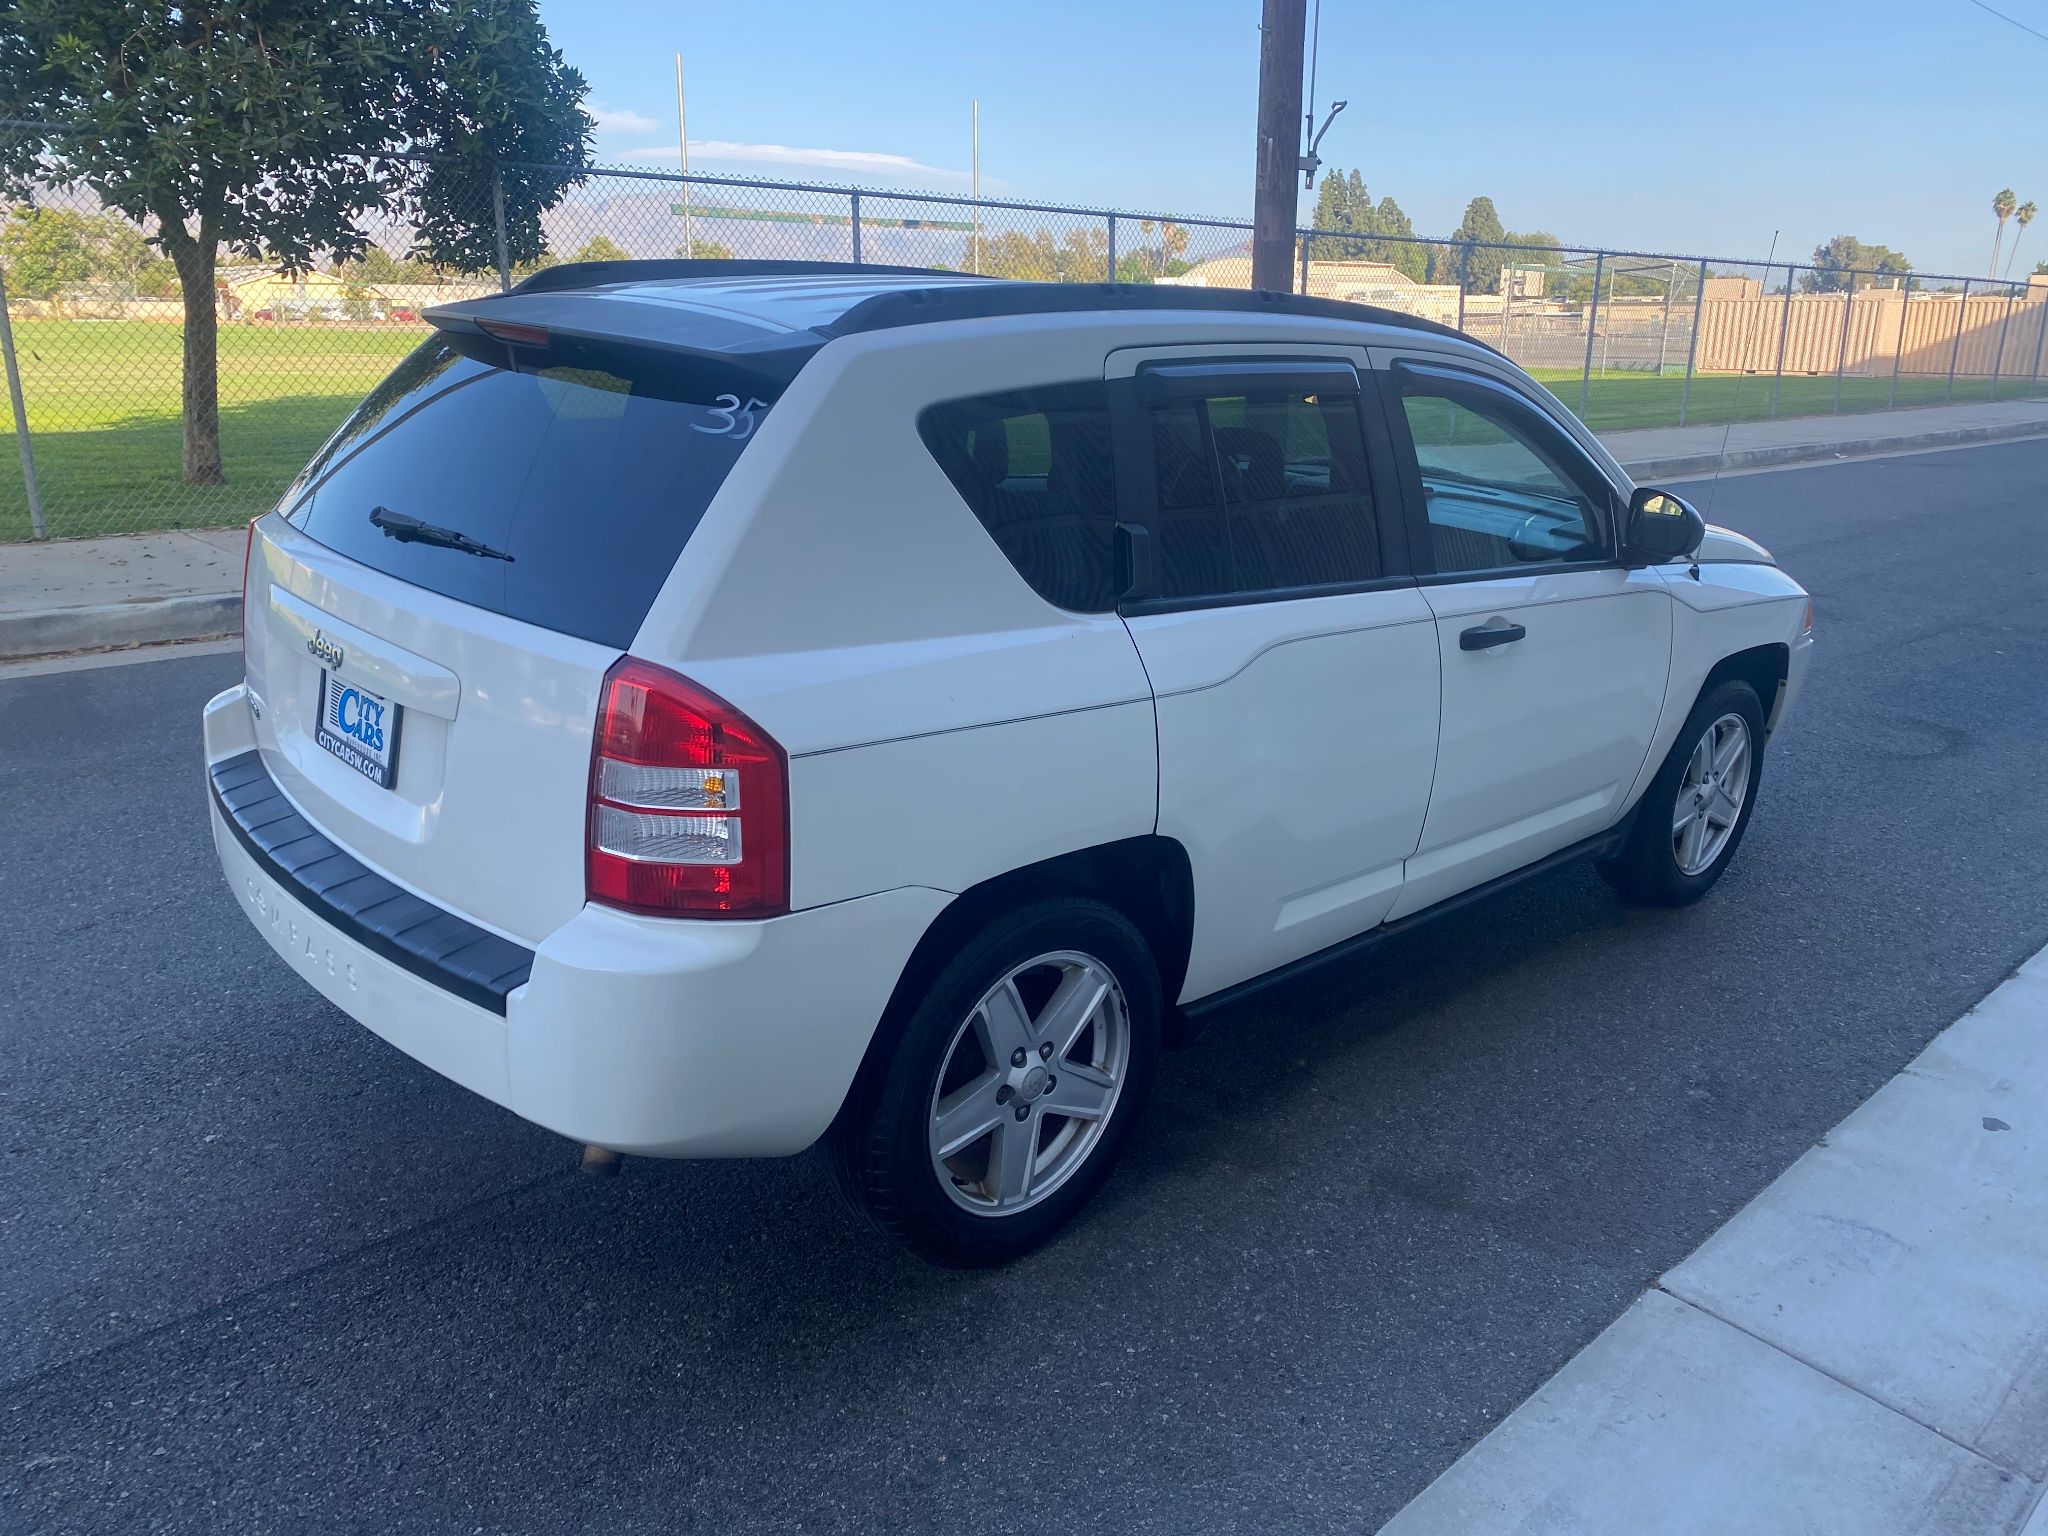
1602,678 -> 1766,906
830,898 -> 1161,1267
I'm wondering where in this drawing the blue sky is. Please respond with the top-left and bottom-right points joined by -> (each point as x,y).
541,0 -> 2047,280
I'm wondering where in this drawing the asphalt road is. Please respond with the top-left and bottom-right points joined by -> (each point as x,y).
4,439 -> 2047,1536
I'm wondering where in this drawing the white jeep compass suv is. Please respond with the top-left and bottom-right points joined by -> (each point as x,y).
204,260 -> 1813,1265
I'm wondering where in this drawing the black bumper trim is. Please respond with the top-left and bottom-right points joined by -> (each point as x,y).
209,750 -> 535,1015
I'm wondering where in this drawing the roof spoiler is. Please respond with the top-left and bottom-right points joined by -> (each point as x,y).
423,290 -> 826,386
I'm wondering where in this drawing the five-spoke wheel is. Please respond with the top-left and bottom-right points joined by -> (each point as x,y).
928,951 -> 1130,1213
1603,677 -> 1766,906
1672,712 -> 1752,876
831,898 -> 1160,1267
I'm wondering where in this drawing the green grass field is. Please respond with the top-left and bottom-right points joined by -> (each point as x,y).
0,320 -> 419,541
1525,368 -> 2038,432
0,319 -> 2042,542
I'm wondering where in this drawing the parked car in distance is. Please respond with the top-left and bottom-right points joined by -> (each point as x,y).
204,260 -> 1813,1265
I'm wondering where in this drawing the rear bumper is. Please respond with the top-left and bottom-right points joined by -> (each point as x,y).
204,684 -> 949,1157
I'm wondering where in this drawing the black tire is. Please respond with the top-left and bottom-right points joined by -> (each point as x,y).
829,897 -> 1162,1267
1601,678 -> 1767,907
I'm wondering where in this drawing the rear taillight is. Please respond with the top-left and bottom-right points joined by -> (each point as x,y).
241,515 -> 260,661
586,658 -> 790,919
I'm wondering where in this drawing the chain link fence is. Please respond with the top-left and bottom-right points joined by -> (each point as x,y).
2,128 -> 2043,542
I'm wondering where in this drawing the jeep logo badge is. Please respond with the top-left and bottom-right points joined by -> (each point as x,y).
307,631 -> 345,669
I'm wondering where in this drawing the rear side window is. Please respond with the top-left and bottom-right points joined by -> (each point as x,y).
1145,383 -> 1381,602
283,338 -> 771,647
918,382 -> 1119,613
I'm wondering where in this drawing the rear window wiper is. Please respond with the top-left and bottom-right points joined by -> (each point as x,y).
369,506 -> 515,562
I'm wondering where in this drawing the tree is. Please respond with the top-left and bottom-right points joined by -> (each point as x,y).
1305,168 -> 1371,260
354,247 -> 427,285
574,235 -> 630,263
1159,221 -> 1190,277
90,216 -> 149,283
1452,196 -> 1507,294
1991,188 -> 2017,278
677,238 -> 734,260
1500,230 -> 1567,299
0,205 -> 170,301
339,276 -> 378,322
1800,234 -> 1912,292
0,206 -> 98,297
0,1 -> 592,486
2003,202 -> 2037,280
1364,196 -> 1427,280
977,227 -> 1108,283
134,258 -> 178,298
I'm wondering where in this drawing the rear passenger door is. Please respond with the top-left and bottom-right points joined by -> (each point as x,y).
1106,348 -> 1440,1003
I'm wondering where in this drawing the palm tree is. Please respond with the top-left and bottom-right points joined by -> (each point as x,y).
1160,220 -> 1188,277
2003,201 -> 2037,280
1991,188 -> 2017,277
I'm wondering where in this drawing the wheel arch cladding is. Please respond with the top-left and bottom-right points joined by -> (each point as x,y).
831,835 -> 1198,1128
1702,642 -> 1789,735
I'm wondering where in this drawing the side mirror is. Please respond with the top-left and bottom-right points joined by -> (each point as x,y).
1623,487 -> 1706,564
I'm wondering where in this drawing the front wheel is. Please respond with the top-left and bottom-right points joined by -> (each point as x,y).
830,898 -> 1161,1267
1602,678 -> 1766,906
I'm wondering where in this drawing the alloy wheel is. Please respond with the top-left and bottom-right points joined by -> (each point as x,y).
1672,711 -> 1752,876
927,950 -> 1130,1215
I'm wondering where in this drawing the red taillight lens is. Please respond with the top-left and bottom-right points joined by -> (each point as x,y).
586,658 -> 790,919
477,319 -> 551,348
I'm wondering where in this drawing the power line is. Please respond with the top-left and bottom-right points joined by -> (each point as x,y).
1966,0 -> 2048,43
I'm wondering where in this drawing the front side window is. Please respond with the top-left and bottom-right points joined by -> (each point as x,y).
1395,374 -> 1612,574
1145,381 -> 1381,601
918,382 -> 1120,613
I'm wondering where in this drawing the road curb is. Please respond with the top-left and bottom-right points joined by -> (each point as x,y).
1379,945 -> 2048,1535
1619,418 -> 2048,482
0,592 -> 241,662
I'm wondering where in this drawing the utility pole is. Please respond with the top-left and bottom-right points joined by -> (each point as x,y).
1251,0 -> 1307,293
971,99 -> 981,275
675,53 -> 693,254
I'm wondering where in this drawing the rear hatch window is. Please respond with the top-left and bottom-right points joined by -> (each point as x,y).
283,336 -> 772,647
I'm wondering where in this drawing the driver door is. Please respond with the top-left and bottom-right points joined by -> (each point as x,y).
1370,355 -> 1673,919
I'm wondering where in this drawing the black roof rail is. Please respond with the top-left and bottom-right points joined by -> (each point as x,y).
508,257 -> 980,296
475,260 -> 1494,361
820,280 -> 1483,347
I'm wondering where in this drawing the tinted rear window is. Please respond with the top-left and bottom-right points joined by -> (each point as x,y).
283,338 -> 771,647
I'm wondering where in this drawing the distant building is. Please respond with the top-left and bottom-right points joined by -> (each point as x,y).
1162,255 -> 1470,323
371,280 -> 499,320
1701,275 -> 1763,302
216,265 -> 361,321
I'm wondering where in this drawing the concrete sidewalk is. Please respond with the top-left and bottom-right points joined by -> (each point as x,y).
4,396 -> 2048,660
1381,945 -> 2048,1535
1615,395 -> 2048,481
0,524 -> 245,660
